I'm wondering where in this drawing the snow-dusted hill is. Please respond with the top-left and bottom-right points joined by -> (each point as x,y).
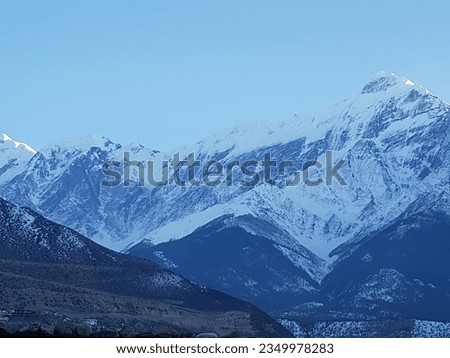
0,197 -> 290,337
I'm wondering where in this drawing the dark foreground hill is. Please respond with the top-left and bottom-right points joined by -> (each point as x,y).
0,197 -> 291,337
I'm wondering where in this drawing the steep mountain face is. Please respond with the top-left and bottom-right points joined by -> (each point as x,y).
0,197 -> 291,337
321,192 -> 450,321
127,215 -> 324,312
1,72 -> 450,336
276,192 -> 450,337
0,136 -> 161,247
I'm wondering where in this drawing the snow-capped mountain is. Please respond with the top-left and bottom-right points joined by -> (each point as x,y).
2,72 -> 448,258
130,70 -> 450,268
0,134 -> 161,247
0,133 -> 36,184
1,71 -> 450,335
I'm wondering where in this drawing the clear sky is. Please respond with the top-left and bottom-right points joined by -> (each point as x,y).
1,0 -> 449,151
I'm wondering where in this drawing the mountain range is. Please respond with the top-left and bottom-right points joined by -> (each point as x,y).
1,71 -> 450,337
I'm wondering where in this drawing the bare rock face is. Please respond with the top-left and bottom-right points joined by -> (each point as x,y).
119,326 -> 135,338
75,324 -> 92,337
54,322 -> 92,337
39,323 -> 55,336
55,321 -> 77,337
19,322 -> 41,334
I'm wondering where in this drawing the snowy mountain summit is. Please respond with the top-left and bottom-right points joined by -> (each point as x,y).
0,133 -> 36,154
361,71 -> 417,94
0,133 -> 36,184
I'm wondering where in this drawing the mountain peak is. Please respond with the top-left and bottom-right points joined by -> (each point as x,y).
1,133 -> 13,142
0,133 -> 37,154
361,71 -> 416,94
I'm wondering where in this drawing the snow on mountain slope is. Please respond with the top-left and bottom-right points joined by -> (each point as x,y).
133,71 -> 450,265
0,135 -> 162,247
179,71 -> 446,157
0,133 -> 36,184
1,72 -> 449,282
0,133 -> 36,153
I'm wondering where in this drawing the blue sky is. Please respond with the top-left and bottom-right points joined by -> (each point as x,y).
1,1 -> 449,150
